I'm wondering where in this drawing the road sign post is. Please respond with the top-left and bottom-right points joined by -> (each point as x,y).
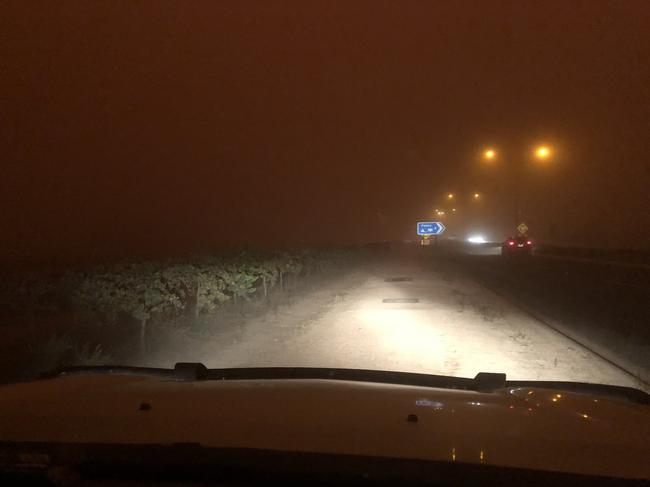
417,221 -> 446,236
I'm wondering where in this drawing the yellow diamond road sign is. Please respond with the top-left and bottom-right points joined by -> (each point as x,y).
517,223 -> 529,235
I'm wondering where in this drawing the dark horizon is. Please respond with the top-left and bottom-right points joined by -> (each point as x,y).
3,1 -> 649,261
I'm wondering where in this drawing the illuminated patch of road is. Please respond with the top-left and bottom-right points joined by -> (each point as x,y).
382,298 -> 419,303
195,260 -> 646,391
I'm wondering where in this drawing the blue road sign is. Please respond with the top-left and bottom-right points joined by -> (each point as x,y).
417,221 -> 446,236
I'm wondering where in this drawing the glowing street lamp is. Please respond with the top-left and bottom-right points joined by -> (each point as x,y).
477,141 -> 555,232
447,193 -> 454,199
534,145 -> 552,160
483,149 -> 496,160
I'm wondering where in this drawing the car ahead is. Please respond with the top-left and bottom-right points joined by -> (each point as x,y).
502,236 -> 533,256
0,363 -> 648,486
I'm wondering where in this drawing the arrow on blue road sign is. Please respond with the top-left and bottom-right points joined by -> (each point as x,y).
417,221 -> 446,236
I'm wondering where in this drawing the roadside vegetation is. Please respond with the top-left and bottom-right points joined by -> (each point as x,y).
0,248 -> 356,382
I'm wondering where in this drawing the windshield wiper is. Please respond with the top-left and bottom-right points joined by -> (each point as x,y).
46,363 -> 505,391
46,363 -> 649,405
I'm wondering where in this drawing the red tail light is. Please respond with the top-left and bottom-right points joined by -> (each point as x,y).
526,240 -> 533,245
508,241 -> 515,246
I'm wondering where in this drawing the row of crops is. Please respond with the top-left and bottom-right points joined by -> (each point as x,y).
2,248 -> 357,353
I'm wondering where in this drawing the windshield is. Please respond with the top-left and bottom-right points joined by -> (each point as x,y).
2,0 -> 648,389
1,0 -> 649,468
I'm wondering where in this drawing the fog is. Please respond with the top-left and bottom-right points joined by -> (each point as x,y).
2,1 -> 649,262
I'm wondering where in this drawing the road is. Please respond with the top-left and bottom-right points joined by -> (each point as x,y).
452,241 -> 650,384
152,246 -> 648,391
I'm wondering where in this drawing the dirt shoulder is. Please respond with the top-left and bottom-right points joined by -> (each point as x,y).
143,267 -> 371,368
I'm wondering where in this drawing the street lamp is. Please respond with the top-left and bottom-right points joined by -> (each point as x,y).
534,145 -> 552,160
447,193 -> 454,199
483,149 -> 496,160
479,143 -> 555,232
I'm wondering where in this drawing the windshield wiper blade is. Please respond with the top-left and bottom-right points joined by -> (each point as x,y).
43,365 -> 174,380
46,363 -> 649,405
196,366 -> 507,392
195,366 -> 650,404
47,363 -> 504,392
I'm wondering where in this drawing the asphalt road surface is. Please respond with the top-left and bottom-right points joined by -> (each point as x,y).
152,246 -> 647,392
452,241 -> 650,384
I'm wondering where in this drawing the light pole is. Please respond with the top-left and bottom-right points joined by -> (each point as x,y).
482,145 -> 554,234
